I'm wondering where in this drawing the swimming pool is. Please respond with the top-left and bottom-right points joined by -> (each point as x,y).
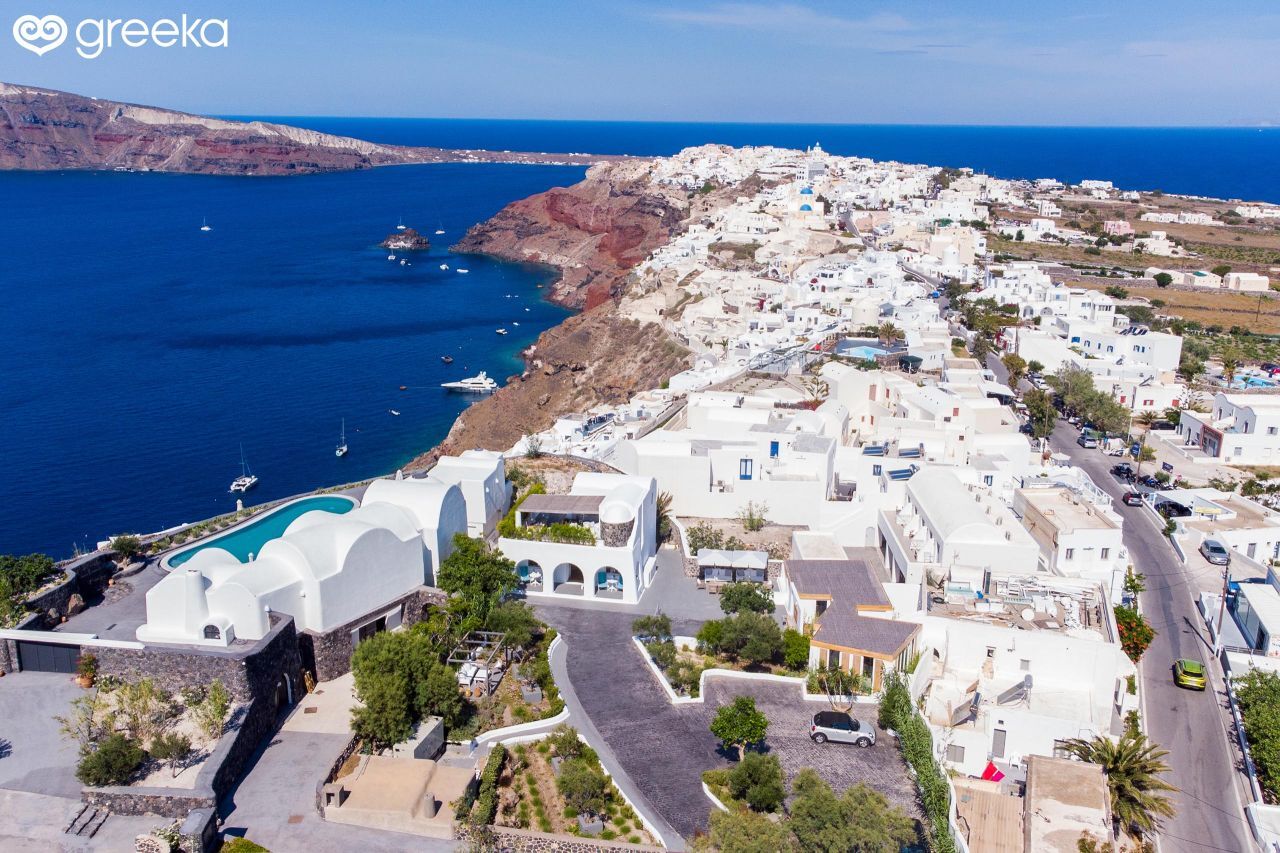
839,344 -> 888,360
165,495 -> 357,568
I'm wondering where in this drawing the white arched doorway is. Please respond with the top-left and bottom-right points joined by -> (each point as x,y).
552,563 -> 584,596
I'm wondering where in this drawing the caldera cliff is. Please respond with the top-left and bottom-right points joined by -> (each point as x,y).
409,159 -> 711,468
0,82 -> 614,175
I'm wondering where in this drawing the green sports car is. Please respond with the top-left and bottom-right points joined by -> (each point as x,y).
1173,658 -> 1207,690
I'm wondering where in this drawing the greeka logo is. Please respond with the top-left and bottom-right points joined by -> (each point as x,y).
12,12 -> 228,59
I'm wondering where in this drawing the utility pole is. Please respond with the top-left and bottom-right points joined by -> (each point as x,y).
1216,562 -> 1231,654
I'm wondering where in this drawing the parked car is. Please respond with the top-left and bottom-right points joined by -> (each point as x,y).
1156,500 -> 1192,518
1111,463 -> 1134,478
1173,658 -> 1207,691
1199,539 -> 1231,566
810,711 -> 876,747
1077,434 -> 1099,449
1122,492 -> 1145,507
1138,475 -> 1161,489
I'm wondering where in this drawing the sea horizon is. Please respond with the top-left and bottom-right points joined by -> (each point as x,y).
224,117 -> 1280,204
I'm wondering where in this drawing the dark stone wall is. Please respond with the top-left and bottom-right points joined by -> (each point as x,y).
601,520 -> 634,548
95,614 -> 302,704
454,824 -> 664,851
298,586 -> 446,683
22,551 -> 119,628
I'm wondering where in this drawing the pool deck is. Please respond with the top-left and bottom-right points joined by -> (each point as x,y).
54,561 -> 164,641
163,492 -> 358,569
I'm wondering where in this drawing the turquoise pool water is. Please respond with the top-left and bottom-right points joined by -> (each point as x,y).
839,344 -> 888,360
166,495 -> 356,568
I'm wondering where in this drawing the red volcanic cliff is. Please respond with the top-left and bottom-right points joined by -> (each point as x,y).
452,160 -> 687,309
0,82 -> 613,175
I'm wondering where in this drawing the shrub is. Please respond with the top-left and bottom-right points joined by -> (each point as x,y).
879,671 -> 957,852
719,582 -> 773,615
150,731 -> 193,778
546,724 -> 585,759
632,613 -> 672,642
557,758 -> 609,815
728,752 -> 785,812
76,653 -> 98,683
696,618 -> 725,653
76,733 -> 144,787
782,629 -> 810,670
645,639 -> 676,671
471,744 -> 506,826
194,679 -> 231,741
1114,605 -> 1155,662
219,840 -> 269,853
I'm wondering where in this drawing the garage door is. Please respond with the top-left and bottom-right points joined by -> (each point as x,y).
16,641 -> 80,673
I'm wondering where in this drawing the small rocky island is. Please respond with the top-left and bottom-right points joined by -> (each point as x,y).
380,228 -> 431,250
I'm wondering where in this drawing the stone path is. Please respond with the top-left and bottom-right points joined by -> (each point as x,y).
536,604 -> 924,845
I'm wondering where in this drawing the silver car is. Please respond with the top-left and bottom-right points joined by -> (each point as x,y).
810,711 -> 875,747
1200,539 -> 1231,566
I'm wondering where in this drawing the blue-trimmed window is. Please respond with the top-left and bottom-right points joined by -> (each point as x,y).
739,458 -> 753,480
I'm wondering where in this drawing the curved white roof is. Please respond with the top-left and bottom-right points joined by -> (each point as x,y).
363,477 -> 462,532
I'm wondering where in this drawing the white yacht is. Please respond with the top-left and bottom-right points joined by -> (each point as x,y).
457,268 -> 470,274
495,328 -> 508,335
229,445 -> 258,493
387,253 -> 396,260
200,217 -> 212,232
388,409 -> 401,416
396,217 -> 407,231
400,259 -> 407,266
439,263 -> 449,271
335,419 -> 348,457
441,371 -> 498,393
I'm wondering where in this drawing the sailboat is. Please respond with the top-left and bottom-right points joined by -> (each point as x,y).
229,445 -> 258,493
335,419 -> 349,457
396,216 -> 407,231
200,217 -> 212,232
434,221 -> 445,235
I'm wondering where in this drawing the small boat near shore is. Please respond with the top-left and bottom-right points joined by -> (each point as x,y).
396,217 -> 407,231
495,328 -> 508,335
457,268 -> 469,274
439,263 -> 449,270
442,371 -> 498,393
441,355 -> 454,364
388,409 -> 401,416
335,419 -> 348,457
230,445 -> 257,493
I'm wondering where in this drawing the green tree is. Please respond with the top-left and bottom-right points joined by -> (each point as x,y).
1001,353 -> 1028,387
697,618 -> 726,653
76,733 -> 144,787
486,599 -> 540,651
718,611 -> 782,666
808,665 -> 863,712
1064,731 -> 1176,837
781,629 -> 810,670
1024,389 -> 1058,440
876,322 -> 901,347
1027,360 -> 1045,375
697,808 -> 794,853
1113,605 -> 1155,661
710,696 -> 769,759
193,679 -> 230,741
788,770 -> 916,853
1153,272 -> 1173,288
969,334 -> 992,362
556,758 -> 609,815
728,752 -> 785,812
1235,669 -> 1280,799
633,612 -> 673,642
1211,264 -> 1232,277
109,535 -> 144,563
351,664 -> 413,748
436,534 -> 519,627
720,583 -> 774,615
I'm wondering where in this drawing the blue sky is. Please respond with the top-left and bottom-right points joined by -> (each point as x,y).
3,0 -> 1278,125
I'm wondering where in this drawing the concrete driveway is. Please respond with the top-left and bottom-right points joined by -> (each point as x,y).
0,671 -> 84,798
538,603 -> 923,843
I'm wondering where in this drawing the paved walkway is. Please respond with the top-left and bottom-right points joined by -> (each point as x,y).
537,603 -> 922,846
219,686 -> 458,853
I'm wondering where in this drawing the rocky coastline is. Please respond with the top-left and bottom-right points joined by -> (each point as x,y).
380,228 -> 431,251
405,160 -> 698,470
0,82 -> 619,175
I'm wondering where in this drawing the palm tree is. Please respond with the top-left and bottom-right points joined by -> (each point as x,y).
655,491 -> 674,543
876,322 -> 901,347
1134,410 -> 1160,427
1221,355 -> 1240,386
1064,731 -> 1177,837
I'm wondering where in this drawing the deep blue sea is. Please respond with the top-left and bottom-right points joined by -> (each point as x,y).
244,118 -> 1280,204
5,119 -> 1280,556
0,163 -> 579,555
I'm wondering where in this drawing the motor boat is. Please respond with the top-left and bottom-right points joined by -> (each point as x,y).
396,217 -> 407,231
441,355 -> 454,364
441,371 -> 498,393
495,328 -> 508,335
457,268 -> 469,274
387,253 -> 396,260
388,409 -> 401,416
439,263 -> 449,270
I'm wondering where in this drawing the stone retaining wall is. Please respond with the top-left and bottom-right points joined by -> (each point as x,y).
681,556 -> 783,582
22,551 -> 120,629
454,824 -> 664,852
315,734 -> 360,813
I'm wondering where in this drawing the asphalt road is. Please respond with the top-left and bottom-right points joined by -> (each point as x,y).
986,355 -> 1254,852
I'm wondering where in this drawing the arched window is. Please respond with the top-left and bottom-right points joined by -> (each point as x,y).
203,625 -> 221,640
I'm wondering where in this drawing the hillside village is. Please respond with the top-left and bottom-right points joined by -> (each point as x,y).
4,142 -> 1280,852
